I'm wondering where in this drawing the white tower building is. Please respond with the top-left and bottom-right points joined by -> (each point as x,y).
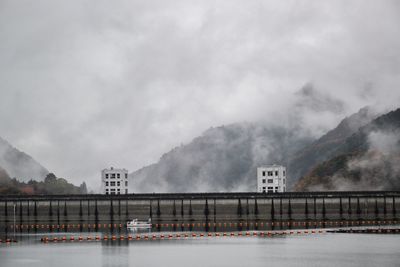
101,167 -> 129,195
257,165 -> 286,193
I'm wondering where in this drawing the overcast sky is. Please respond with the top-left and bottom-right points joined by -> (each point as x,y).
1,0 -> 400,190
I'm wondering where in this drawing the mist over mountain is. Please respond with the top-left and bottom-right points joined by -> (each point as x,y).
129,85 -> 354,193
295,107 -> 400,191
287,106 -> 378,188
130,123 -> 313,193
0,137 -> 49,181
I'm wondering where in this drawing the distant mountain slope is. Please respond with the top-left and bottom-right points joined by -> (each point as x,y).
129,85 -> 357,193
287,107 -> 377,188
0,136 -> 49,181
294,107 -> 400,191
130,123 -> 313,193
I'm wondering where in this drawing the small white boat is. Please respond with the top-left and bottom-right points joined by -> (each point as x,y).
127,218 -> 152,229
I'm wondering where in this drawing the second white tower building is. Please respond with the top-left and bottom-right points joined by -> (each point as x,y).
257,165 -> 286,193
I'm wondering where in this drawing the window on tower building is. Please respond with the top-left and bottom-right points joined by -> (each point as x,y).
125,181 -> 128,186
267,171 -> 273,176
125,173 -> 128,178
117,181 -> 120,186
117,173 -> 120,178
275,171 -> 278,176
262,171 -> 266,176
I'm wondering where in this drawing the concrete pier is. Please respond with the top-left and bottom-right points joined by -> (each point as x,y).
0,191 -> 399,234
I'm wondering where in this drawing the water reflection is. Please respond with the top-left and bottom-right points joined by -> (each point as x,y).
1,233 -> 400,267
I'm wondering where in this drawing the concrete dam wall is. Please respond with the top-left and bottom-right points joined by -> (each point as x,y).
1,192 -> 399,234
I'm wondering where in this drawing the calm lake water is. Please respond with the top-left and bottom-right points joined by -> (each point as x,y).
0,233 -> 399,267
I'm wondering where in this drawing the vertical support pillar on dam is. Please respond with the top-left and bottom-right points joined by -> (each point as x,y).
156,199 -> 161,231
34,201 -> 38,233
279,198 -> 283,228
86,200 -> 90,231
19,201 -> 23,233
48,201 -> 53,232
125,199 -> 129,223
57,201 -> 60,231
95,200 -> 99,231
79,200 -> 83,232
213,198 -> 217,232
313,197 -> 317,222
180,199 -> 184,231
305,198 -> 309,228
393,197 -> 397,219
348,197 -> 352,220
254,199 -> 259,230
339,197 -> 343,221
189,200 -> 193,231
109,200 -> 114,231
246,198 -> 249,231
172,200 -> 177,231
204,199 -> 209,232
356,197 -> 362,221
149,200 -> 153,220
322,198 -> 326,225
270,199 -> 275,230
383,197 -> 387,219
27,201 -> 30,233
375,198 -> 379,220
63,201 -> 68,231
118,200 -> 121,219
237,199 -> 242,231
305,198 -> 309,219
4,201 -> 8,235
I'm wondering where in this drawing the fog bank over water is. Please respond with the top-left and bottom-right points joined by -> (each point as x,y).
0,1 -> 400,190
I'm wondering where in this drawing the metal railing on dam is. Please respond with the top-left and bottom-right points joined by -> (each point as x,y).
1,191 -> 399,235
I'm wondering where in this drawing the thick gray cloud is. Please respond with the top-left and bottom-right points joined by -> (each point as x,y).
0,0 -> 400,190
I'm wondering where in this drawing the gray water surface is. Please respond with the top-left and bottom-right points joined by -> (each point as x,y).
0,234 -> 399,267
